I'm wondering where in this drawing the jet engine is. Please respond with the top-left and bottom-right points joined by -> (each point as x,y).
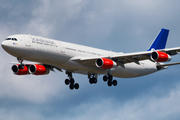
29,64 -> 49,75
150,51 -> 171,62
95,58 -> 117,69
11,64 -> 29,75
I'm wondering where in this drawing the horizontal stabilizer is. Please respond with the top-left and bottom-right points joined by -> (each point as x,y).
157,62 -> 180,67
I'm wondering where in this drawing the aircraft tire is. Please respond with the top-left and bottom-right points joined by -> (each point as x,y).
65,79 -> 70,85
74,83 -> 79,89
107,80 -> 112,87
93,78 -> 97,84
89,78 -> 94,84
112,80 -> 117,86
70,78 -> 75,84
103,75 -> 108,82
69,84 -> 74,90
108,75 -> 113,81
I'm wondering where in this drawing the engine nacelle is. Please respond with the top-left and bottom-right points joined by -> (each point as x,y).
95,58 -> 117,69
11,64 -> 29,75
29,64 -> 49,75
150,51 -> 171,62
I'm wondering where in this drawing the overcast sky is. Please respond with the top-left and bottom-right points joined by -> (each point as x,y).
1,0 -> 180,120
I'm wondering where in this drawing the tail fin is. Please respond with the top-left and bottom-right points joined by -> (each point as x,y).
148,28 -> 169,51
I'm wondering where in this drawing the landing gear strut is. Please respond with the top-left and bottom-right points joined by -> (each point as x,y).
103,73 -> 117,87
65,71 -> 79,90
17,57 -> 24,69
88,74 -> 98,84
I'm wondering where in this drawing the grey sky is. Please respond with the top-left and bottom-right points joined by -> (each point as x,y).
1,0 -> 180,120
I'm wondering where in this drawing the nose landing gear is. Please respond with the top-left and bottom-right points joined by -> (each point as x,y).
17,57 -> 24,69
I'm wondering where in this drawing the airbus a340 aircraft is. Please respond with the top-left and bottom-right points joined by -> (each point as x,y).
2,29 -> 180,90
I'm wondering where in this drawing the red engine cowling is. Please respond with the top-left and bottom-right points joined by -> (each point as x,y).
29,64 -> 49,75
95,58 -> 117,69
11,64 -> 29,75
150,51 -> 171,62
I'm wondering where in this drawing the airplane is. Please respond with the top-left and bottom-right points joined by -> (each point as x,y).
1,28 -> 180,90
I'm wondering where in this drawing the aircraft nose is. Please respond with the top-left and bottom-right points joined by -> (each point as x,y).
1,41 -> 12,51
1,41 -> 8,49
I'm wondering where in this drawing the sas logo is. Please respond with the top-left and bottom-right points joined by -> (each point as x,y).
13,42 -> 18,45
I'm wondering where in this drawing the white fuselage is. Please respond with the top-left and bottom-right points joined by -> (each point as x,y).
1,34 -> 160,78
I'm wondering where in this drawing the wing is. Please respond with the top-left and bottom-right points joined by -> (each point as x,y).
112,47 -> 180,64
160,47 -> 180,55
71,47 -> 180,67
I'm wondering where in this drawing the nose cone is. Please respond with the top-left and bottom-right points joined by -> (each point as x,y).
1,41 -> 10,51
1,40 -> 14,53
1,41 -> 7,49
1,40 -> 19,56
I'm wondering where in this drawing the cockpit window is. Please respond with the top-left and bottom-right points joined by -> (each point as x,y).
5,38 -> 11,40
12,38 -> 17,41
5,38 -> 17,41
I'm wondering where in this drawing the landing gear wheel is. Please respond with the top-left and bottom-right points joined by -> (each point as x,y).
93,78 -> 97,84
108,75 -> 113,81
70,78 -> 75,84
17,57 -> 24,63
65,71 -> 80,90
112,80 -> 117,86
89,78 -> 94,84
103,75 -> 108,82
103,73 -> 118,87
89,74 -> 98,85
107,80 -> 112,86
69,84 -> 74,90
74,83 -> 79,89
65,79 -> 70,85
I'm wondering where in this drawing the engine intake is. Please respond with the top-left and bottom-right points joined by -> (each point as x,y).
96,58 -> 117,69
29,64 -> 49,75
11,64 -> 29,75
151,51 -> 171,62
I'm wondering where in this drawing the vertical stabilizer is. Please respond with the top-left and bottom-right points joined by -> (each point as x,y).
148,29 -> 169,51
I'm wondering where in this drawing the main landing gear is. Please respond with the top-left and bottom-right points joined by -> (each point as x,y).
64,71 -> 117,90
88,74 -> 98,84
64,71 -> 79,90
103,74 -> 117,87
88,73 -> 117,87
17,57 -> 24,69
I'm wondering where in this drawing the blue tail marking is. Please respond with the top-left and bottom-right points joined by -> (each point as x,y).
148,28 -> 169,51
